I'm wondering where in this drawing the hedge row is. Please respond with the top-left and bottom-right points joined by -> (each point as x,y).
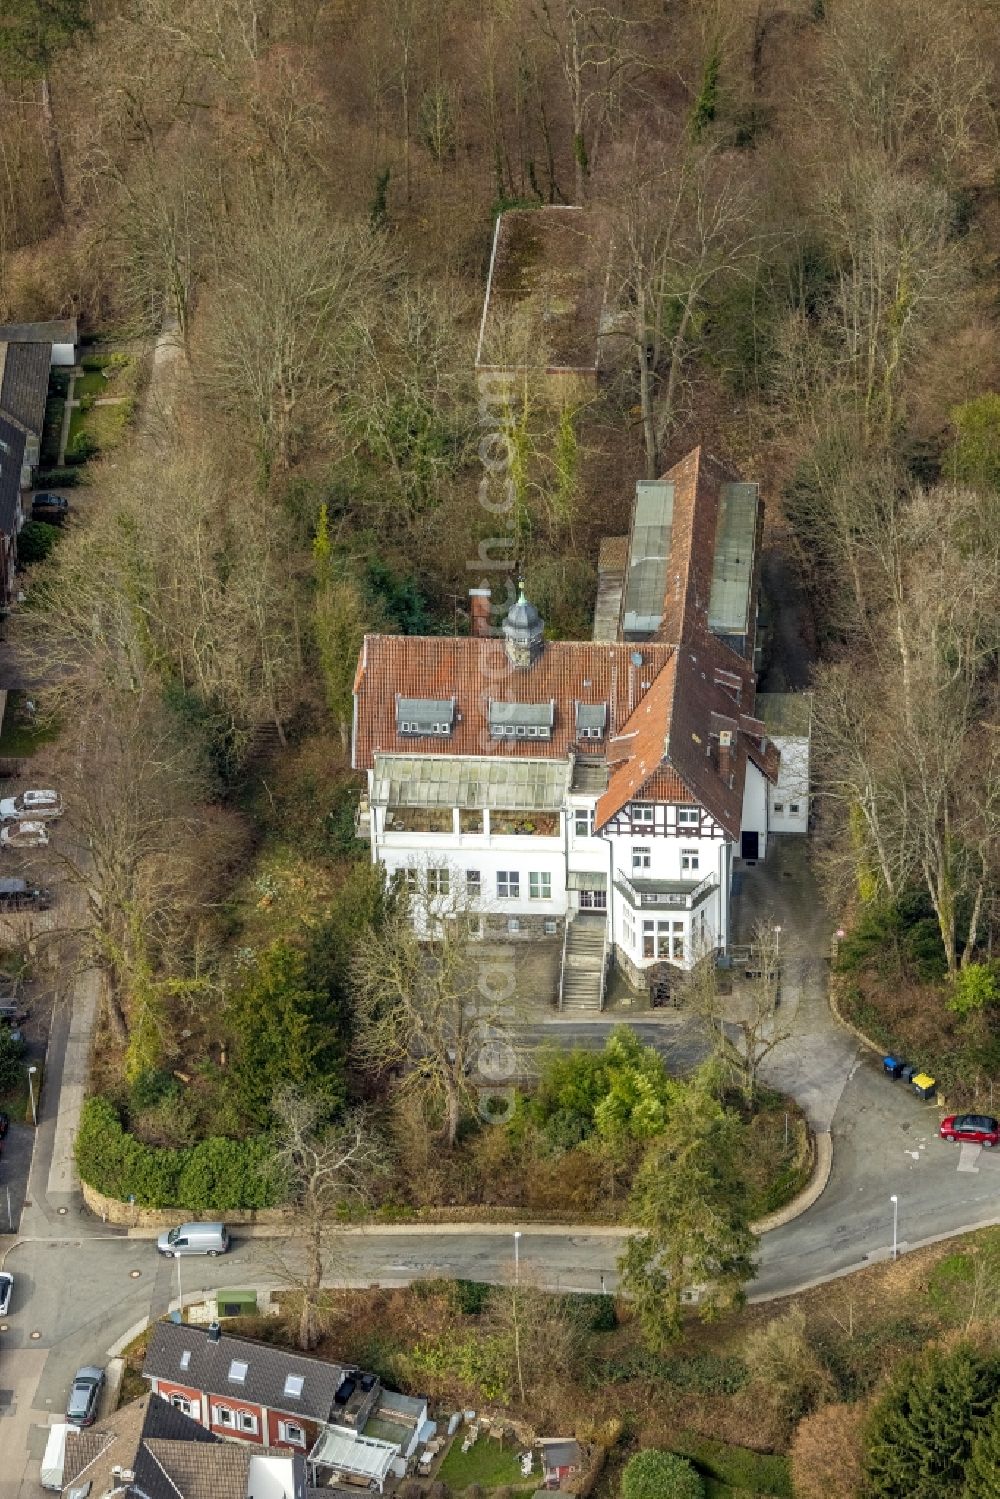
75,1095 -> 282,1210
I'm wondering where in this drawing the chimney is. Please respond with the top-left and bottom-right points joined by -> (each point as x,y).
469,586 -> 492,638
719,729 -> 734,785
207,1320 -> 222,1343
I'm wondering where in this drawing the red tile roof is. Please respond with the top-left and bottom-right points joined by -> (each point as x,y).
353,637 -> 676,769
352,446 -> 777,839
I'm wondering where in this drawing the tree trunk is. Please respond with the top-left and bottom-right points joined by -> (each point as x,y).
443,1076 -> 461,1149
298,1215 -> 323,1350
40,75 -> 67,214
103,971 -> 129,1046
637,290 -> 657,480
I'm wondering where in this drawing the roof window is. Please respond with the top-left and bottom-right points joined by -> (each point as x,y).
228,1360 -> 249,1383
489,701 -> 554,740
180,1351 -> 191,1370
575,702 -> 607,740
396,697 -> 455,738
284,1373 -> 305,1399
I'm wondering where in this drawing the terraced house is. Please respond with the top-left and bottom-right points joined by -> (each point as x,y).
353,447 -> 805,1009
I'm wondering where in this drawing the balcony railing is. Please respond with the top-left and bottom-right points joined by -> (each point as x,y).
615,871 -> 718,910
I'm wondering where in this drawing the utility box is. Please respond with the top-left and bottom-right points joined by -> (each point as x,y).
215,1288 -> 258,1319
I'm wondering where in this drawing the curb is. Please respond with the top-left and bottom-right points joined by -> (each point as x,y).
828,976 -> 884,1056
123,1145 -> 833,1248
107,1316 -> 150,1358
749,1212 -> 1000,1304
750,1131 -> 833,1235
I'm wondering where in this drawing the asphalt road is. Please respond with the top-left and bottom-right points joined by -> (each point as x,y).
2,822 -> 998,1492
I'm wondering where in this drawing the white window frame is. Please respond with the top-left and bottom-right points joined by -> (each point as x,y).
402,868 -> 419,893
773,802 -> 785,814
238,1411 -> 258,1435
789,802 -> 801,814
465,870 -> 481,898
574,809 -> 595,837
632,803 -> 654,824
632,845 -> 651,871
427,867 -> 450,897
497,871 -> 520,899
170,1394 -> 192,1416
543,919 -> 557,935
213,1405 -> 235,1428
681,848 -> 699,873
279,1420 -> 306,1447
529,872 -> 552,900
507,917 -> 521,933
677,806 -> 699,825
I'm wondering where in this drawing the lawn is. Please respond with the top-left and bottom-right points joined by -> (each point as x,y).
74,369 -> 111,400
0,692 -> 59,758
437,1434 -> 534,1490
67,396 -> 132,452
673,1434 -> 792,1497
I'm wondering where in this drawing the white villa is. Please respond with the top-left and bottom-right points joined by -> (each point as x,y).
352,447 -> 809,1010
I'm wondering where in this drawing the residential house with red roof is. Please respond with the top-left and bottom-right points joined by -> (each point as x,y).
353,447 -> 791,1007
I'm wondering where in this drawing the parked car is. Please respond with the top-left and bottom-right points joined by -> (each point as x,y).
939,1114 -> 1000,1146
0,821 -> 49,849
0,791 -> 63,822
156,1222 -> 229,1258
31,493 -> 69,525
66,1366 -> 105,1427
0,1272 -> 12,1317
0,878 -> 51,911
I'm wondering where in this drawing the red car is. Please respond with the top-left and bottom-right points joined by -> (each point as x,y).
939,1114 -> 1000,1147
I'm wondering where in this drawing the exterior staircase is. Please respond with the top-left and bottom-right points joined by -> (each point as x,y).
560,914 -> 608,1012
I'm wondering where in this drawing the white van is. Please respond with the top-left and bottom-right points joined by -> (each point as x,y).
157,1222 -> 230,1258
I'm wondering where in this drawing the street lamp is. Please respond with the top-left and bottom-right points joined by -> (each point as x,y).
890,1195 -> 898,1261
27,1065 -> 38,1127
513,1230 -> 522,1284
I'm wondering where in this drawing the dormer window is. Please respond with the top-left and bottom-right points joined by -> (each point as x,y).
576,702 -> 607,740
396,697 -> 455,738
489,701 -> 555,740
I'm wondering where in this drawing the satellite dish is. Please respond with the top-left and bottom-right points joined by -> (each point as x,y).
630,651 -> 643,666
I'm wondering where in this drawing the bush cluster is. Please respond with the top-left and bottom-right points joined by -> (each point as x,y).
75,1095 -> 281,1210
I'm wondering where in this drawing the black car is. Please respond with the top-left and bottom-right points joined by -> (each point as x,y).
66,1367 -> 105,1427
30,493 -> 70,524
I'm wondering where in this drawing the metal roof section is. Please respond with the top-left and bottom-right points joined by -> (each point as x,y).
308,1428 -> 398,1486
571,756 -> 609,795
707,482 -> 759,636
372,754 -> 571,809
622,480 -> 674,637
756,691 -> 813,738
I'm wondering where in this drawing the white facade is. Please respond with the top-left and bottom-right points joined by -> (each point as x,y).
740,761 -> 770,861
365,766 -> 765,974
767,734 -> 810,834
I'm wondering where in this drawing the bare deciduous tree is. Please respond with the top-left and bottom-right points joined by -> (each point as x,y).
352,869 -> 523,1148
611,140 -> 761,477
272,1089 -> 387,1351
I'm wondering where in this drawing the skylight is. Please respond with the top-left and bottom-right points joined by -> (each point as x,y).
284,1373 -> 305,1399
228,1359 -> 249,1383
179,1351 -> 191,1370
